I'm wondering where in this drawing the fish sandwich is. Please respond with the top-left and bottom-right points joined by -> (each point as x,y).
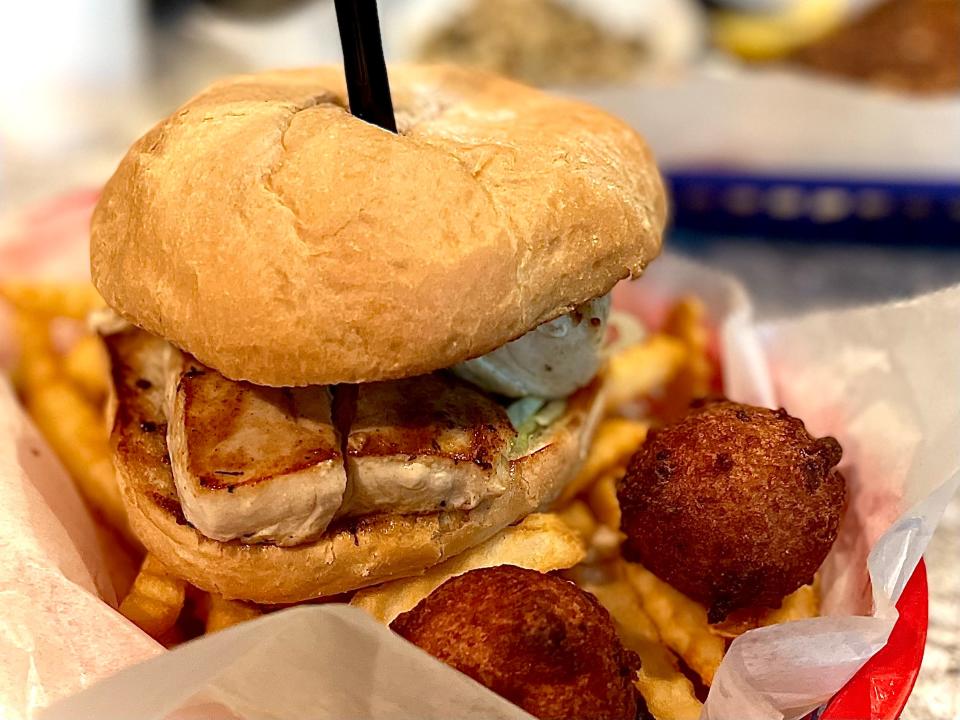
91,65 -> 666,603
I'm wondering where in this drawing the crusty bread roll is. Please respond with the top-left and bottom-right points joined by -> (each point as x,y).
91,64 -> 665,387
105,328 -> 605,603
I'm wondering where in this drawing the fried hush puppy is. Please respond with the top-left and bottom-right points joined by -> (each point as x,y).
390,565 -> 641,720
618,399 -> 846,623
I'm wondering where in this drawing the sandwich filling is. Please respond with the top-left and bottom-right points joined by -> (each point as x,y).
127,297 -> 609,547
342,376 -> 514,518
452,295 -> 610,399
165,349 -> 348,546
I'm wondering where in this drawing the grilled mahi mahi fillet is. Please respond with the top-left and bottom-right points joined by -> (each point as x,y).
165,349 -> 347,546
164,348 -> 516,545
342,374 -> 515,517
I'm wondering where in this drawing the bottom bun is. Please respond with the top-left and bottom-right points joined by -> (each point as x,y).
105,328 -> 605,604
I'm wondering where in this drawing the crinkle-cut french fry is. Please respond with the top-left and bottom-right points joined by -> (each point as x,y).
555,499 -> 598,545
14,313 -> 133,544
10,312 -> 58,390
156,624 -> 186,649
663,297 -> 710,368
708,611 -> 760,639
589,525 -> 624,562
763,580 -> 819,626
711,580 -> 820,638
564,560 -> 620,588
583,578 -> 658,642
120,555 -> 187,639
186,584 -> 212,624
63,334 -> 110,402
582,579 -> 703,720
588,469 -> 622,530
659,297 -> 714,422
91,513 -> 144,605
636,647 -> 705,718
623,561 -> 725,686
206,593 -> 263,634
557,418 -> 648,504
604,334 -> 688,413
351,513 -> 585,624
0,281 -> 104,319
25,377 -> 130,540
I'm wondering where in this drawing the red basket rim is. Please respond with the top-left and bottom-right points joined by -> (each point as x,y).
820,559 -> 928,720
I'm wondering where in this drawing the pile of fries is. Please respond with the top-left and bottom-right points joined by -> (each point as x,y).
3,283 -> 818,719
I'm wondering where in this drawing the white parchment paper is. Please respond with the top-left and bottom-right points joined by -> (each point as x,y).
39,605 -> 532,720
0,381 -> 161,720
1,207 -> 957,720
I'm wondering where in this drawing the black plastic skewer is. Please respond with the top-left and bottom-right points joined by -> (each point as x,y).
334,0 -> 397,133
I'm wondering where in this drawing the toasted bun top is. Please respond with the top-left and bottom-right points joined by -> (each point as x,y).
92,65 -> 665,386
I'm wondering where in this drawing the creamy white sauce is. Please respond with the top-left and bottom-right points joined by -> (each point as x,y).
88,307 -> 131,335
452,294 -> 610,399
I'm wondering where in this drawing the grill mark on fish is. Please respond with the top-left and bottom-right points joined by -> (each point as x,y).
176,365 -> 341,489
347,373 -> 514,464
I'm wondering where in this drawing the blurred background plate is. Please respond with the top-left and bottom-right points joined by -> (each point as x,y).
573,65 -> 960,245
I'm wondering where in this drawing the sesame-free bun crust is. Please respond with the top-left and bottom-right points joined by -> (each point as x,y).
91,65 -> 665,387
104,328 -> 605,603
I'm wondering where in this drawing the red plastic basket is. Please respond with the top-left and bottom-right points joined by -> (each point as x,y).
0,190 -> 932,718
820,560 -> 928,720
